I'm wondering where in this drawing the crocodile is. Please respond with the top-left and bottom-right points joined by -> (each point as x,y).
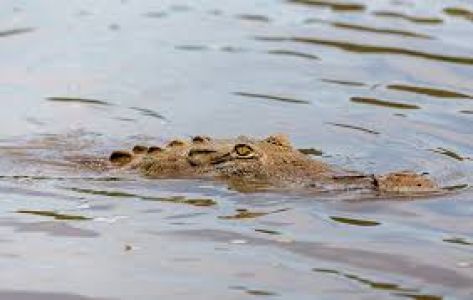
108,134 -> 439,195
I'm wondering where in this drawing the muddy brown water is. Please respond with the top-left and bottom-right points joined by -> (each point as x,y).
0,0 -> 472,299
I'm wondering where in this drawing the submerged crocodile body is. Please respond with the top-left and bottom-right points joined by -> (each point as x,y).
109,134 -> 439,195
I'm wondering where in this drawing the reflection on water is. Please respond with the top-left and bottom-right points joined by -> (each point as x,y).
372,11 -> 444,24
0,28 -> 35,38
290,0 -> 366,11
443,7 -> 473,22
16,210 -> 92,221
258,36 -> 473,65
47,97 -> 112,106
350,97 -> 420,110
329,215 -> 381,226
386,84 -> 472,99
0,0 -> 472,299
234,92 -> 310,104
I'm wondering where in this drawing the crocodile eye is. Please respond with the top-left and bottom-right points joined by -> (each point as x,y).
234,144 -> 255,157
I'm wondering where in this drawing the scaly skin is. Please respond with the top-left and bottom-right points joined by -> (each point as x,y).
109,134 -> 439,195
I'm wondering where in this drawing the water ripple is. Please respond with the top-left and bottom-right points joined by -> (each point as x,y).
372,11 -> 443,24
350,97 -> 420,109
234,92 -> 310,104
291,37 -> 473,65
387,84 -> 472,99
289,0 -> 365,12
0,27 -> 35,38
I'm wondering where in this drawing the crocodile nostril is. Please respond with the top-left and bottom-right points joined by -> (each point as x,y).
110,151 -> 133,165
132,145 -> 148,154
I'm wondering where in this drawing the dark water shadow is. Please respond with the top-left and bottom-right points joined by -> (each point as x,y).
267,49 -> 320,60
46,97 -> 111,106
229,286 -> 279,297
68,187 -> 217,207
234,92 -> 310,104
175,45 -> 209,51
236,14 -> 271,23
288,0 -> 365,12
387,84 -> 472,99
372,11 -> 443,24
442,237 -> 473,246
443,7 -> 473,22
327,122 -> 380,135
431,147 -> 468,161
328,21 -> 433,40
16,210 -> 92,221
330,215 -> 381,226
351,97 -> 420,109
256,35 -> 473,66
0,28 -> 35,38
321,78 -> 366,87
129,106 -> 167,121
289,37 -> 473,65
312,268 -> 444,299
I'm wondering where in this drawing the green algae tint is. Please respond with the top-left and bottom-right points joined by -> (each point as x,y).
289,0 -> 365,12
17,210 -> 91,221
350,97 -> 420,110
432,147 -> 467,161
330,216 -> 381,226
311,267 -> 445,299
443,7 -> 473,22
387,84 -> 472,99
372,11 -> 443,24
330,22 -> 434,39
291,37 -> 473,65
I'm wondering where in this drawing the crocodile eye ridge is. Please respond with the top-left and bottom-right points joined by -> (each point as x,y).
234,144 -> 255,157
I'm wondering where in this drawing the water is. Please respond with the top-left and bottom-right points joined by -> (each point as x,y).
0,0 -> 472,299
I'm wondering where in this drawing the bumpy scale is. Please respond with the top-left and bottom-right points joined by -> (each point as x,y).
109,134 -> 439,195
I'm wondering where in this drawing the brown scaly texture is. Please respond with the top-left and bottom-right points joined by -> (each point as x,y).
109,134 -> 439,194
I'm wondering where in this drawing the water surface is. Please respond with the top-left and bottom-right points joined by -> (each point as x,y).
0,0 -> 472,299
